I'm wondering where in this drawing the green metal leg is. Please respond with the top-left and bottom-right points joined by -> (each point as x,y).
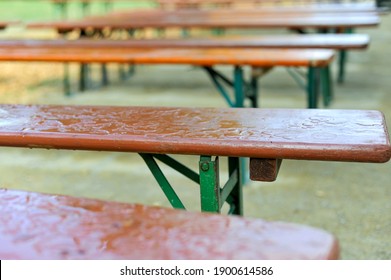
226,157 -> 243,215
338,50 -> 347,84
321,66 -> 334,107
199,156 -> 243,214
337,28 -> 353,84
199,156 -> 221,213
63,63 -> 71,96
307,67 -> 320,109
233,66 -> 250,184
233,66 -> 244,107
101,64 -> 108,86
79,63 -> 89,92
140,154 -> 243,214
139,154 -> 186,209
204,66 -> 258,108
250,75 -> 259,108
128,64 -> 135,75
203,66 -> 235,107
119,65 -> 126,81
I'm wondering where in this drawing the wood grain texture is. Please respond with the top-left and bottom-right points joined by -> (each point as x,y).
0,104 -> 389,163
250,158 -> 282,182
0,46 -> 335,67
27,10 -> 380,30
0,188 -> 339,260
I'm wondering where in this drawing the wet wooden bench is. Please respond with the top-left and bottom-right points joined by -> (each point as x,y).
0,43 -> 335,108
0,104 -> 389,214
0,34 -> 368,104
155,0 -> 387,11
0,34 -> 369,50
26,8 -> 379,87
156,1 -> 388,13
0,188 -> 339,260
27,10 -> 380,31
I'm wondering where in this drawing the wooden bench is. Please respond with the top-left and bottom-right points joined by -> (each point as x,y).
27,10 -> 380,31
0,34 -> 369,104
0,188 -> 339,260
0,104 -> 389,214
0,44 -> 335,108
0,34 -> 369,50
155,1 -> 388,13
155,0 -> 386,9
26,9 -> 378,85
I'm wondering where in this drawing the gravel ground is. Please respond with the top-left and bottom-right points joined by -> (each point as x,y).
0,15 -> 390,259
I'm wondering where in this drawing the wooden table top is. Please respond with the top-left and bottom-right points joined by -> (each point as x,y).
0,105 -> 389,163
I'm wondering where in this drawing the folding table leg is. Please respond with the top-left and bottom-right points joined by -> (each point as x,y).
227,157 -> 243,215
199,156 -> 221,213
63,63 -> 71,96
233,66 -> 245,108
307,67 -> 321,109
321,66 -> 333,107
199,156 -> 243,214
338,50 -> 347,84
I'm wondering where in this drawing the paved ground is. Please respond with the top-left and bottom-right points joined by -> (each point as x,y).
0,13 -> 390,259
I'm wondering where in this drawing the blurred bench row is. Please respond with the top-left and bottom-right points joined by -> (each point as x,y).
0,0 -> 390,260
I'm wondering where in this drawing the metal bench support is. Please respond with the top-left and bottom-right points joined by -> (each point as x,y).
139,154 -> 243,215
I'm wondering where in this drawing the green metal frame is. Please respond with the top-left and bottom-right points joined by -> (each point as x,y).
286,66 -> 332,108
139,153 -> 243,215
203,66 -> 258,108
205,65 -> 328,109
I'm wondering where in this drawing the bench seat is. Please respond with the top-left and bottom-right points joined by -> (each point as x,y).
26,7 -> 380,31
0,45 -> 335,108
0,188 -> 339,260
155,0 -> 385,12
0,105 -> 389,213
27,13 -> 379,31
0,46 -> 334,67
0,35 -> 367,107
0,104 -> 389,163
0,34 -> 370,50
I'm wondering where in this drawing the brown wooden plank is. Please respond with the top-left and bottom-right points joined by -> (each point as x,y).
0,105 -> 389,163
0,47 -> 335,67
0,34 -> 370,50
27,11 -> 380,30
0,188 -> 339,260
151,3 -> 388,14
154,0 -> 382,12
